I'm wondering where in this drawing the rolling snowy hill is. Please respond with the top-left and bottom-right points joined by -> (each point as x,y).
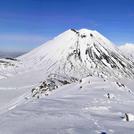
0,58 -> 18,79
119,43 -> 134,61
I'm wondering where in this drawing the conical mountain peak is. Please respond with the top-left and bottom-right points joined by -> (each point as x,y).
17,29 -> 134,79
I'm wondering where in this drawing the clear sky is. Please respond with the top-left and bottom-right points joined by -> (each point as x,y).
0,0 -> 134,52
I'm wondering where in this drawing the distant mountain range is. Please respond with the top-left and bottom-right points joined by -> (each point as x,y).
0,51 -> 26,58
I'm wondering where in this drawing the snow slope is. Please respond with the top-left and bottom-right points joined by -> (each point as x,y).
119,43 -> 134,61
0,77 -> 134,134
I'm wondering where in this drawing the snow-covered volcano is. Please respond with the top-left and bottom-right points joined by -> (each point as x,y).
18,29 -> 134,79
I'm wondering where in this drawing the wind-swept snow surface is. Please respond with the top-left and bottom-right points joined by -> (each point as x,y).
0,77 -> 134,134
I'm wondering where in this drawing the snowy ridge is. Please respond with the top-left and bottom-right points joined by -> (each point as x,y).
1,76 -> 134,134
18,29 -> 134,79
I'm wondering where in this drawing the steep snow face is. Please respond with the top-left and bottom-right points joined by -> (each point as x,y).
18,29 -> 134,79
119,43 -> 134,61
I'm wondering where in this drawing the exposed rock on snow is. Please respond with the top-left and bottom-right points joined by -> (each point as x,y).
122,113 -> 134,122
31,74 -> 77,98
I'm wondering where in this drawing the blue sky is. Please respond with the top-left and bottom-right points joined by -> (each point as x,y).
0,0 -> 134,52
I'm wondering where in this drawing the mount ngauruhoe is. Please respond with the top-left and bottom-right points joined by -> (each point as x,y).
16,29 -> 134,79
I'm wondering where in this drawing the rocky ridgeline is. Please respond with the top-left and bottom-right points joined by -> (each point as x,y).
31,74 -> 77,98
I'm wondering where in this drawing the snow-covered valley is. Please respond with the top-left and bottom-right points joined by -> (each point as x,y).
0,29 -> 134,134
